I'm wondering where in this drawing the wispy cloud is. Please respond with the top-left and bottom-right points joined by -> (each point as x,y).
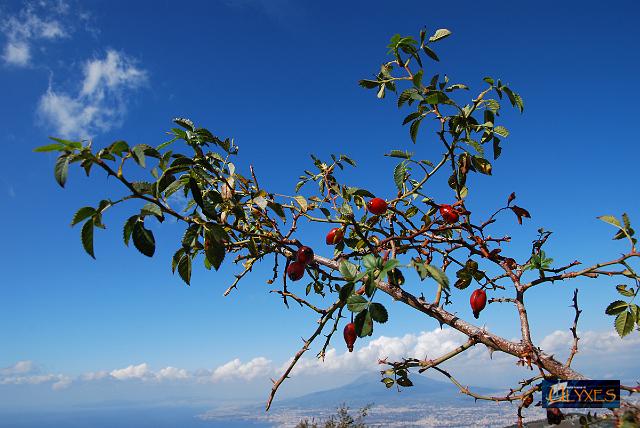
1,1 -> 69,66
37,49 -> 148,138
0,360 -> 71,390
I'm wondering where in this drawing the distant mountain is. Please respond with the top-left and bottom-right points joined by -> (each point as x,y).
270,373 -> 499,410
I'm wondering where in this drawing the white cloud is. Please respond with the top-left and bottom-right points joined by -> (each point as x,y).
157,366 -> 189,380
0,360 -> 36,376
109,362 -> 150,380
3,327 -> 639,395
38,49 -> 147,138
2,40 -> 30,66
1,1 -> 69,66
0,361 -> 72,390
210,357 -> 272,382
540,329 -> 640,356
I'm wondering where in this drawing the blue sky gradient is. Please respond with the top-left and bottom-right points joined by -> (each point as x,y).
1,0 -> 639,411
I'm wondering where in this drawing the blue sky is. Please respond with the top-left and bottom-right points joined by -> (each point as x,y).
1,0 -> 639,413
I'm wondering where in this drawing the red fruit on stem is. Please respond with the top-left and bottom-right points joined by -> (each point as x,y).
367,198 -> 388,216
343,322 -> 357,352
286,261 -> 305,281
296,246 -> 314,265
326,228 -> 344,245
439,204 -> 459,224
470,288 -> 487,319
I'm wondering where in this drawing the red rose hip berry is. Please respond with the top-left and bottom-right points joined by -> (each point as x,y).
439,204 -> 459,224
367,198 -> 388,216
343,322 -> 357,352
326,228 -> 344,245
296,246 -> 314,265
286,261 -> 305,281
470,288 -> 487,319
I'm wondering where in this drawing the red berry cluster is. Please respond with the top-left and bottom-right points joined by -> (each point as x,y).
286,246 -> 314,281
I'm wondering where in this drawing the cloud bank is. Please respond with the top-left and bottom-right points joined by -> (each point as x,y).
2,327 -> 638,394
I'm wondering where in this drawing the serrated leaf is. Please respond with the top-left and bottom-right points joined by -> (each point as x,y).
71,207 -> 96,226
397,377 -> 413,387
606,300 -> 629,315
81,220 -> 95,259
347,295 -> 368,313
339,260 -> 358,281
494,126 -> 509,138
410,118 -> 422,143
381,377 -> 395,388
204,230 -> 225,270
386,150 -> 413,159
424,264 -> 450,289
123,215 -> 137,246
598,215 -> 621,228
393,162 -> 407,191
54,154 -> 69,188
34,143 -> 64,152
131,145 -> 146,168
616,284 -> 636,297
354,309 -> 373,337
132,220 -> 155,257
177,253 -> 191,285
429,28 -> 452,42
140,202 -> 163,220
293,195 -> 307,212
422,45 -> 439,61
615,310 -> 635,337
369,303 -> 388,323
173,117 -> 195,132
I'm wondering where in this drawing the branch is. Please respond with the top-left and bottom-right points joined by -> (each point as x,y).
265,300 -> 342,411
311,254 -> 587,381
566,289 -> 582,367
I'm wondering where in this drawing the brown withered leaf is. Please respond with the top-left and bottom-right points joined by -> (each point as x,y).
510,205 -> 531,225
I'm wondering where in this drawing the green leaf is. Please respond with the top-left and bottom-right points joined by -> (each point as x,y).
422,45 -> 439,61
359,79 -> 380,89
123,215 -> 137,246
54,154 -> 70,188
369,303 -> 388,323
393,162 -> 407,191
131,145 -> 146,168
140,202 -> 164,221
493,126 -> 509,138
293,195 -> 307,212
386,150 -> 413,159
598,215 -> 621,228
363,254 -> 378,271
429,28 -> 452,42
132,220 -> 155,257
339,260 -> 358,281
616,284 -> 636,297
396,377 -> 413,387
339,283 -> 355,303
424,264 -> 450,289
381,377 -> 395,388
606,300 -> 629,315
204,229 -> 226,270
173,117 -> 195,132
410,118 -> 422,143
34,143 -> 64,152
615,310 -> 635,337
71,207 -> 96,226
354,309 -> 373,337
177,253 -> 192,285
81,220 -> 95,259
108,140 -> 129,156
347,295 -> 368,313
